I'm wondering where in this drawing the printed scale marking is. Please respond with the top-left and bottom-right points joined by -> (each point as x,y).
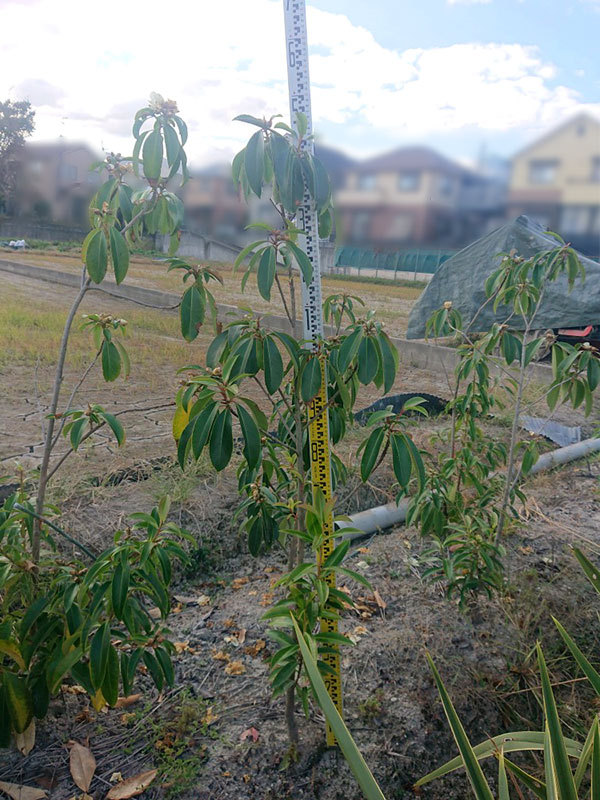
283,0 -> 342,745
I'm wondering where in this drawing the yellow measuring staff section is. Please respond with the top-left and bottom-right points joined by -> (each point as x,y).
308,354 -> 342,746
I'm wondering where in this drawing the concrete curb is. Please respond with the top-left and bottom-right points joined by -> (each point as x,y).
1,258 -> 553,383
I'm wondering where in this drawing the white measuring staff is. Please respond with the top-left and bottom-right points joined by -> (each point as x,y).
282,0 -> 343,745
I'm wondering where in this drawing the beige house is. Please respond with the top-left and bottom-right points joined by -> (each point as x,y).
335,146 -> 504,248
507,112 -> 600,256
10,141 -> 102,225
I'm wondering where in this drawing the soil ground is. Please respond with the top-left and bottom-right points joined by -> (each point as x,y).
2,255 -> 600,799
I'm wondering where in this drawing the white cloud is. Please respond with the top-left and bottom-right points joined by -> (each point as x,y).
0,0 -> 593,165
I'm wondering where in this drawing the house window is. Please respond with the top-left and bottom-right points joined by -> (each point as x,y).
397,171 -> 420,191
352,211 -> 371,241
560,206 -> 590,234
59,163 -> 77,181
357,173 -> 377,191
438,175 -> 453,196
591,157 -> 600,183
388,212 -> 412,240
529,160 -> 558,185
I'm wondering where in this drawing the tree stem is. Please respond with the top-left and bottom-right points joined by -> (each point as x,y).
33,271 -> 90,562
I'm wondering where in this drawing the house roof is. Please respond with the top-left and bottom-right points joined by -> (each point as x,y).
355,145 -> 466,176
512,112 -> 600,159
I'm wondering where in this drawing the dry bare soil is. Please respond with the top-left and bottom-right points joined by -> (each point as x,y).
2,252 -> 600,799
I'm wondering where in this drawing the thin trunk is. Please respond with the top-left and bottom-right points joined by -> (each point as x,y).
33,273 -> 90,561
497,329 -> 529,539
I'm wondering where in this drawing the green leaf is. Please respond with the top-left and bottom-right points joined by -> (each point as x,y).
4,672 -> 33,734
234,114 -> 268,128
360,427 -> 385,482
244,129 -> 264,197
163,122 -> 181,167
101,645 -> 119,707
90,622 -> 111,690
301,356 -> 322,403
102,340 -> 122,382
192,403 -> 219,459
155,646 -> 175,687
286,241 -> 313,285
291,617 -> 386,800
118,184 -> 133,222
338,328 -> 363,373
391,433 -> 411,488
47,646 -> 84,693
84,228 -> 108,283
573,547 -> 600,596
377,331 -> 398,394
142,129 -> 163,180
537,643 -> 578,800
424,654 -> 495,800
111,561 -> 130,619
143,651 -> 164,691
553,616 -> 600,697
592,718 -> 600,799
69,416 -> 88,450
180,285 -> 205,342
264,335 -> 284,394
237,403 -> 261,469
206,330 -> 229,368
357,336 -> 379,385
312,156 -> 331,211
101,411 -> 125,446
257,246 -> 276,301
209,409 -> 233,471
109,226 -> 130,284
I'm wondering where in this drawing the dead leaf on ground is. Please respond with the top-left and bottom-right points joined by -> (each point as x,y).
212,650 -> 230,662
173,641 -> 191,654
120,713 -> 136,726
372,589 -> 387,610
62,685 -> 87,695
109,774 -> 123,784
15,720 -> 35,756
240,727 -> 259,742
0,781 -> 46,800
223,618 -> 235,628
244,639 -> 266,657
201,706 -> 219,726
105,770 -> 157,799
231,577 -> 249,590
354,625 -> 369,635
259,592 -> 274,607
224,660 -> 246,675
114,694 -> 142,709
247,590 -> 258,596
237,628 -> 247,644
69,742 -> 96,793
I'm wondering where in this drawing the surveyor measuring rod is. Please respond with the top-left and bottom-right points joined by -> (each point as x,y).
282,0 -> 343,745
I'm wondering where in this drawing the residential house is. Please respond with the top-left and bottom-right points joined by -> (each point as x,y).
334,146 -> 504,248
9,141 -> 102,226
507,112 -> 600,257
181,163 -> 248,243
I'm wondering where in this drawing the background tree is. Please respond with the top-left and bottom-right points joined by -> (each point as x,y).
0,99 -> 35,214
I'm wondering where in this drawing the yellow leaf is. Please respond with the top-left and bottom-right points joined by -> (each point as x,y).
201,706 -> 219,726
0,780 -> 47,800
105,770 -> 157,799
172,405 -> 189,441
0,641 -> 25,669
69,743 -> 96,793
91,690 -> 106,712
15,720 -> 35,756
224,661 -> 245,676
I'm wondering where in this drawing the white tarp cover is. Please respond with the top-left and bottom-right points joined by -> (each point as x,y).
406,216 -> 600,339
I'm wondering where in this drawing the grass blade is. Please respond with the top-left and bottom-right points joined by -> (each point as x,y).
291,616 -> 386,800
537,644 -> 578,800
424,653 -> 494,800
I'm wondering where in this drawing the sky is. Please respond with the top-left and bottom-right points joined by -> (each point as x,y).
1,0 -> 598,170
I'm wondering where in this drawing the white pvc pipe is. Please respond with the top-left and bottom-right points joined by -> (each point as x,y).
339,436 -> 600,540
